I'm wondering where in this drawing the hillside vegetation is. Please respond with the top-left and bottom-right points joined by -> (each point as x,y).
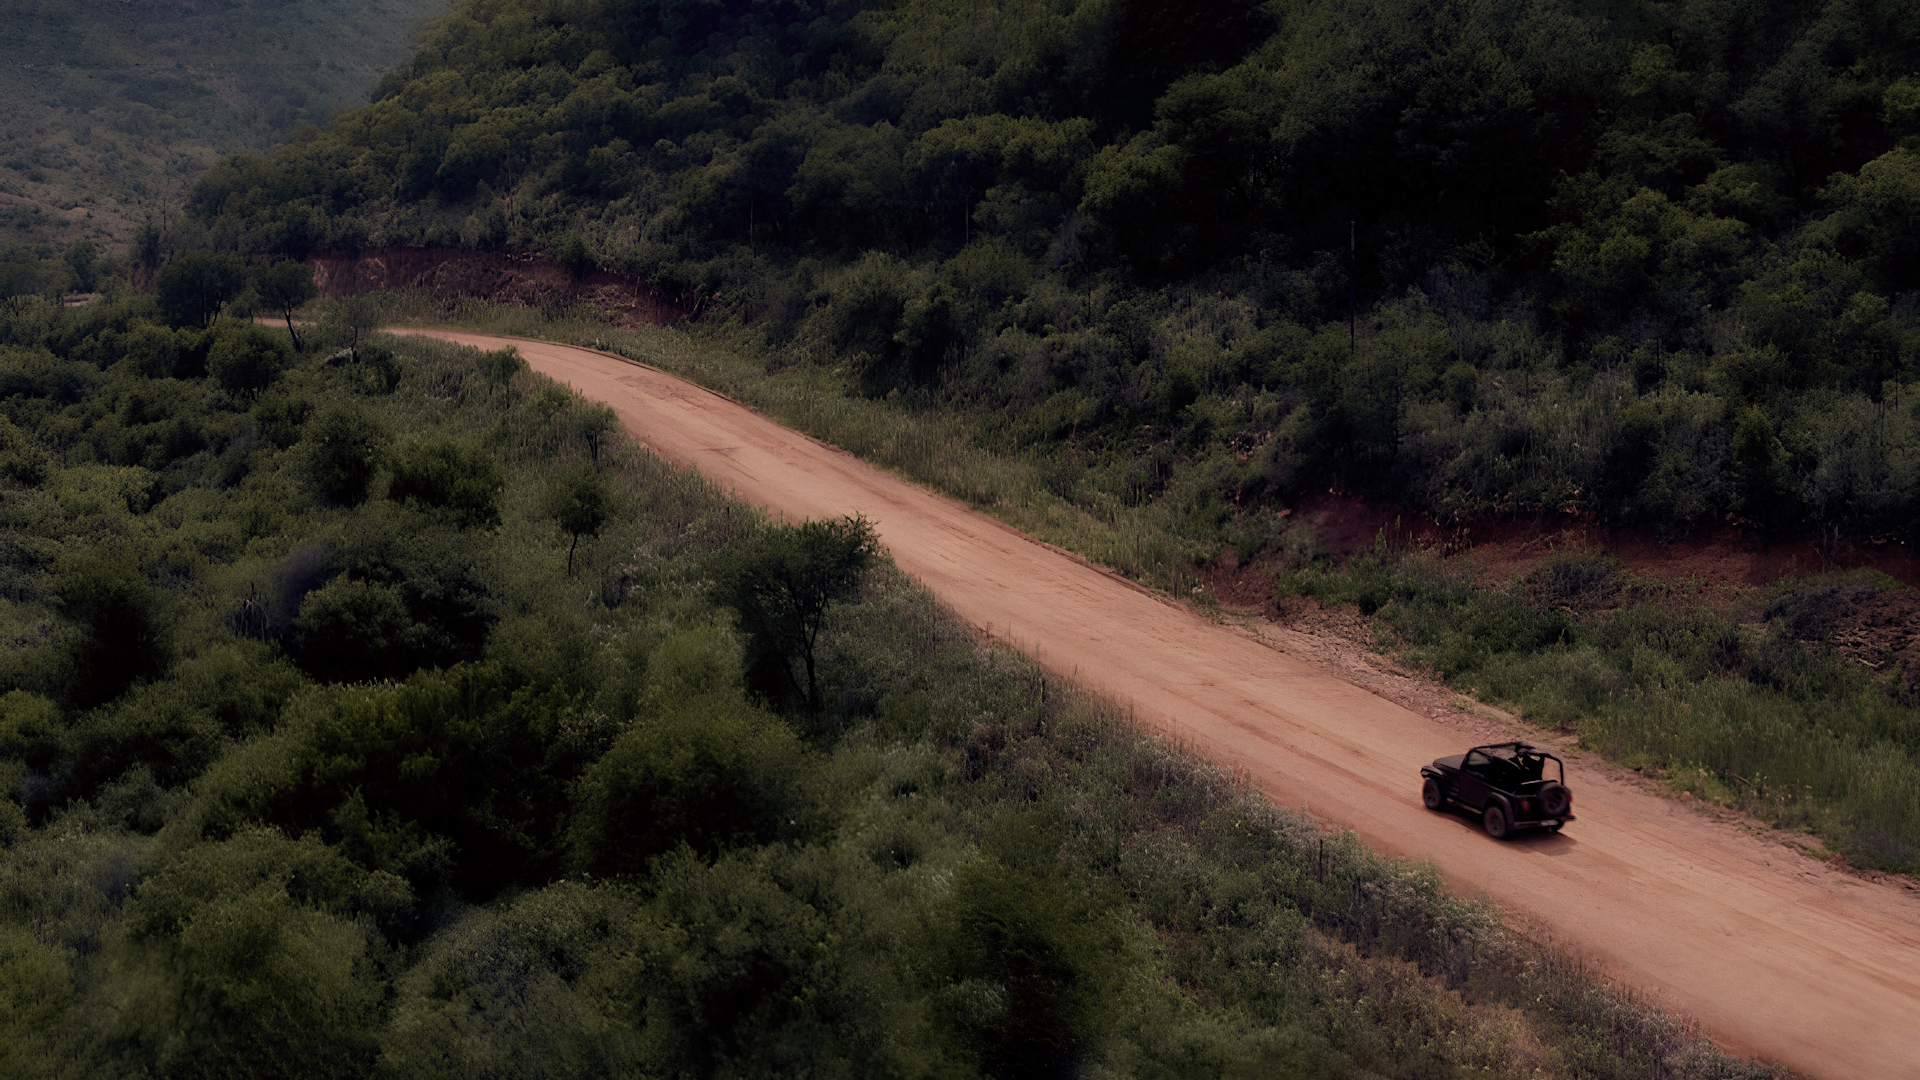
0,0 -> 450,264
188,0 -> 1920,544
0,294 -> 1778,1077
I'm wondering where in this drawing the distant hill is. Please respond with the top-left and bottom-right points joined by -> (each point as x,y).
190,0 -> 1920,545
0,0 -> 451,254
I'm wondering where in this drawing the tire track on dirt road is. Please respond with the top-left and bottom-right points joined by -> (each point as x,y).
396,328 -> 1920,1080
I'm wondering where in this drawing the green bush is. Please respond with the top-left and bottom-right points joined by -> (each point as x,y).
109,830 -> 382,1079
932,809 -> 1145,1079
53,551 -> 169,709
569,678 -> 803,875
301,404 -> 386,506
58,681 -> 223,802
274,664 -> 579,894
288,577 -> 420,683
0,691 -> 62,773
206,322 -> 290,400
0,923 -> 71,1078
387,438 -> 503,529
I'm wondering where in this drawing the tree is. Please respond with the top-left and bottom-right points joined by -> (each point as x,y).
544,464 -> 613,574
55,551 -> 170,709
303,406 -> 387,506
252,261 -> 319,351
61,241 -> 98,293
711,515 -> 878,714
207,323 -> 291,400
133,219 -> 164,276
330,295 -> 383,353
551,232 -> 594,279
156,251 -> 246,328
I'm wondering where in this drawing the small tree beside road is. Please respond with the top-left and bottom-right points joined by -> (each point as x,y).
253,261 -> 319,350
545,464 -> 614,575
330,295 -> 383,354
711,515 -> 879,715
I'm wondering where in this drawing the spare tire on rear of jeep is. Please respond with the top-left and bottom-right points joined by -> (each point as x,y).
1539,782 -> 1571,817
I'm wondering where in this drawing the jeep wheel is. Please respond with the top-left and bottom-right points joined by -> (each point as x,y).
1482,803 -> 1510,840
1539,782 -> 1571,817
1422,777 -> 1444,810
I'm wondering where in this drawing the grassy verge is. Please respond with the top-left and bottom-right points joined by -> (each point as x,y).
1282,539 -> 1920,873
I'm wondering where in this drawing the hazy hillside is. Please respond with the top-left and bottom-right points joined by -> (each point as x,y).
0,0 -> 450,255
190,0 -> 1920,547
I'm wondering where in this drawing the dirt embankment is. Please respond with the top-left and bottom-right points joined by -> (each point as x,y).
1273,491 -> 1920,590
1205,492 -> 1920,688
307,246 -> 688,327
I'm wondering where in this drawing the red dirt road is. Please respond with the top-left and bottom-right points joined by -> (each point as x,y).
401,329 -> 1920,1080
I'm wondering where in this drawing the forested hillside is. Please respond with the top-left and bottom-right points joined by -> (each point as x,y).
0,0 -> 450,267
0,293 -> 1770,1077
190,0 -> 1920,544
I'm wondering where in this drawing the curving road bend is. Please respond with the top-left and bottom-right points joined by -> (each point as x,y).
398,328 -> 1920,1080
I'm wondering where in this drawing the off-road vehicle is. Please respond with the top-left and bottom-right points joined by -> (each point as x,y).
1420,741 -> 1573,839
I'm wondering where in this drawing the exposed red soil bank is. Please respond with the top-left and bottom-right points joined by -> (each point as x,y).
1285,490 -> 1919,590
308,246 -> 686,327
1253,492 -> 1920,688
393,327 -> 1920,1080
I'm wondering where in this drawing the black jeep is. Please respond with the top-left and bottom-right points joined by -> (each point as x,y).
1420,741 -> 1573,839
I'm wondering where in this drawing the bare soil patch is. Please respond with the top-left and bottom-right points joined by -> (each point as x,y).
1277,491 -> 1920,589
309,247 -> 688,327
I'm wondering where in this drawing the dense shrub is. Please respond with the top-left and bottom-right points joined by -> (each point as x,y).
287,577 -> 420,682
569,675 -> 804,873
206,322 -> 290,400
108,830 -> 383,1078
301,404 -> 386,506
387,437 -> 503,529
54,551 -> 168,708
